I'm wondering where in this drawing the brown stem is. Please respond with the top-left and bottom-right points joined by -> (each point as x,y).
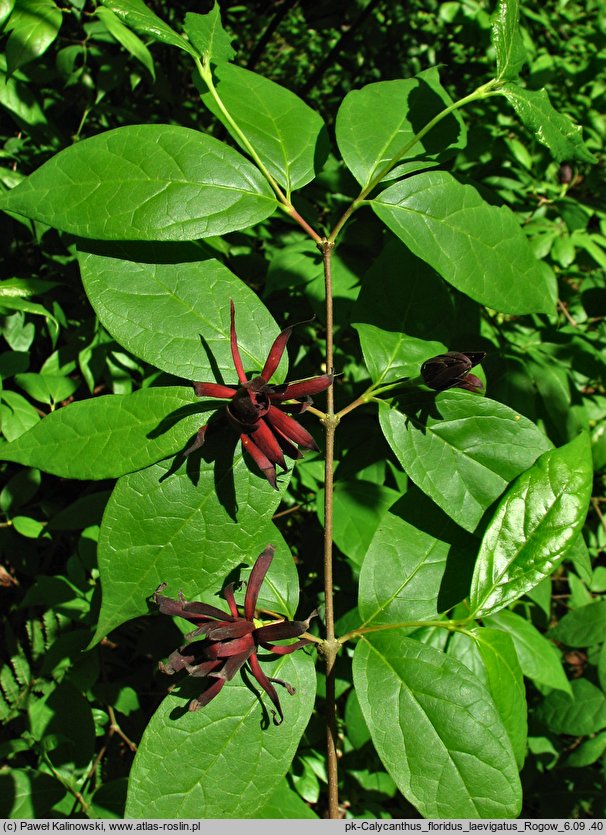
318,238 -> 340,818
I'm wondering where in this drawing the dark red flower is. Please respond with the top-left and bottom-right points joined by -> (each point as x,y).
155,545 -> 315,724
421,351 -> 485,393
186,301 -> 332,488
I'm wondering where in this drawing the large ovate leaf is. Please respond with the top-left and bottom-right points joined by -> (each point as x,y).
100,0 -> 196,56
358,507 -> 474,627
491,0 -> 526,80
78,251 -> 287,382
125,651 -> 315,818
335,68 -> 467,188
469,433 -> 592,618
501,83 -> 597,164
0,125 -> 277,240
92,447 -> 297,642
0,387 -> 204,479
379,389 -> 551,532
184,4 -> 235,64
353,633 -> 522,818
200,63 -> 327,194
371,171 -> 557,314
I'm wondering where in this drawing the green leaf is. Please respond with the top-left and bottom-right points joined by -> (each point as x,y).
0,769 -> 66,818
0,69 -> 51,134
550,600 -> 606,648
469,433 -> 593,618
500,83 -> 597,164
0,387 -> 206,479
0,390 -> 40,441
93,451 -> 296,642
491,0 -> 526,80
353,633 -> 522,818
0,125 -> 277,240
471,627 -> 527,769
255,779 -> 319,819
379,389 -> 551,532
0,1 -> 16,28
100,0 -> 196,56
29,681 -> 95,770
352,240 -> 454,384
536,679 -> 606,736
5,0 -> 62,76
354,323 -> 445,386
564,732 -> 606,768
335,68 -> 467,189
371,171 -> 557,314
200,63 -> 327,194
358,507 -> 473,627
15,372 -> 78,405
125,651 -> 315,818
96,6 -> 155,80
184,4 -> 235,64
78,251 -> 287,382
486,609 -> 571,695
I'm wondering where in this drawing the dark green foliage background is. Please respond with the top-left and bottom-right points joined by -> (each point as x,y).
1,0 -> 605,819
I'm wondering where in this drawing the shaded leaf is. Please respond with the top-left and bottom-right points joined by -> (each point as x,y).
379,389 -> 551,532
335,68 -> 467,188
358,507 -> 474,627
486,609 -> 571,695
317,479 -> 399,569
5,0 -> 62,76
550,600 -> 606,648
96,6 -> 155,80
535,679 -> 606,736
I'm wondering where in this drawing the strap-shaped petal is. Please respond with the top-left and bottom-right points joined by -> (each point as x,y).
272,374 -> 333,401
248,651 -> 284,725
193,382 -> 237,398
267,406 -> 318,451
204,634 -> 255,658
205,619 -> 254,641
230,300 -> 248,384
251,419 -> 287,470
240,433 -> 277,488
244,545 -> 275,620
261,325 -> 293,382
